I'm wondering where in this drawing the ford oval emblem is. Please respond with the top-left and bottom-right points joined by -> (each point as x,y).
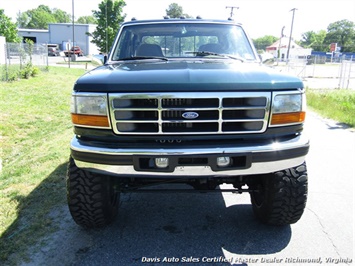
182,111 -> 199,119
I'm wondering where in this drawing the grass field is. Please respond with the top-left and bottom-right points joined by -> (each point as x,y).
0,67 -> 86,263
0,69 -> 354,264
307,88 -> 355,128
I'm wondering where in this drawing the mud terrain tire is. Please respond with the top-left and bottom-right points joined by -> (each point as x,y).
250,162 -> 308,225
66,157 -> 119,228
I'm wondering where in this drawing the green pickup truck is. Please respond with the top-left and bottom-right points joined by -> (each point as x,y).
67,18 -> 309,228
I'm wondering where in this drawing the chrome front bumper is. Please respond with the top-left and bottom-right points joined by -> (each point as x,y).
70,134 -> 309,178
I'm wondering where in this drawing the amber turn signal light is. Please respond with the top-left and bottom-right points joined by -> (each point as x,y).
271,111 -> 306,125
71,114 -> 110,128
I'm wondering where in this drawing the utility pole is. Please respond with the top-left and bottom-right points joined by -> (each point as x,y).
277,26 -> 285,65
226,6 -> 239,18
68,0 -> 75,68
106,0 -> 108,54
286,8 -> 297,63
72,0 -> 75,48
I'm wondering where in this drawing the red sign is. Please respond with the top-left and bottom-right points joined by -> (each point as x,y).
330,43 -> 337,52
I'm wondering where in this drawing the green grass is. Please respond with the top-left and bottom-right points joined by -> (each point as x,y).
306,89 -> 355,128
0,67 -> 86,264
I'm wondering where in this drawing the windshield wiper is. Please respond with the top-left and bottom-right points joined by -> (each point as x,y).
118,56 -> 169,61
186,51 -> 245,62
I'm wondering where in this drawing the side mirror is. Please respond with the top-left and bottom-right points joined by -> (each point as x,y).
103,55 -> 108,64
258,54 -> 275,66
262,58 -> 275,66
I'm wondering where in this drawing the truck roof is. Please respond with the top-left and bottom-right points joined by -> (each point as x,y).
121,17 -> 242,26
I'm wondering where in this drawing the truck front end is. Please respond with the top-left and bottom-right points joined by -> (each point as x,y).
67,19 -> 309,228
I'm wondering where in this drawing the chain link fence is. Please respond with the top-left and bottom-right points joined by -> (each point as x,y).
1,43 -> 48,81
338,59 -> 354,89
275,55 -> 355,89
1,42 -> 354,89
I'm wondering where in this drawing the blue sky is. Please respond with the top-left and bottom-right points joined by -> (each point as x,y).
1,0 -> 354,39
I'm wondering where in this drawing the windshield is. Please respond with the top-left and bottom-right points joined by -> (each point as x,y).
111,22 -> 257,61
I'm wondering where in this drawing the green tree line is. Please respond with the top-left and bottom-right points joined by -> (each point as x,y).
16,4 -> 97,29
254,19 -> 355,53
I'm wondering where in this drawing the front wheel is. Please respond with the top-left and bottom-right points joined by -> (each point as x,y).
66,157 -> 120,228
250,162 -> 308,225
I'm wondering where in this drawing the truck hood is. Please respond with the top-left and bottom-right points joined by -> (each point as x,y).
74,60 -> 303,92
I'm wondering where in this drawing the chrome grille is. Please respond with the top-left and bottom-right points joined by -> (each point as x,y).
109,92 -> 270,135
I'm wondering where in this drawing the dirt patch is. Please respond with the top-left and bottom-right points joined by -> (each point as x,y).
18,205 -> 93,266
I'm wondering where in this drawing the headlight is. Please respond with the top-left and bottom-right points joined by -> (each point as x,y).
270,92 -> 306,126
71,93 -> 110,128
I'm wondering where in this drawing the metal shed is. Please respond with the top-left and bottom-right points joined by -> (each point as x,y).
17,23 -> 99,56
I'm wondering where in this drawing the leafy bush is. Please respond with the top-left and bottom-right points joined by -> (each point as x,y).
31,66 -> 40,77
20,64 -> 32,79
19,63 -> 39,79
1,65 -> 19,82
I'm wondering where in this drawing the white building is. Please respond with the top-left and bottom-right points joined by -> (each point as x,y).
266,37 -> 312,61
17,29 -> 49,45
17,23 -> 99,55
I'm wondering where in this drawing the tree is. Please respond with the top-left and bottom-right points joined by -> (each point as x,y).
166,3 -> 183,18
16,5 -> 71,29
166,3 -> 192,18
300,30 -> 327,52
253,35 -> 278,51
0,9 -> 21,42
90,0 -> 126,53
52,8 -> 71,23
16,11 -> 30,28
77,16 -> 97,24
324,19 -> 355,52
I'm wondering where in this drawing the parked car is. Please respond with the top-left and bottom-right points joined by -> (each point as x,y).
48,47 -> 60,56
64,46 -> 84,57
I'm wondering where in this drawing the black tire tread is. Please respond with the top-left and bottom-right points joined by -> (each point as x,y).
251,162 -> 308,225
66,157 -> 119,228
